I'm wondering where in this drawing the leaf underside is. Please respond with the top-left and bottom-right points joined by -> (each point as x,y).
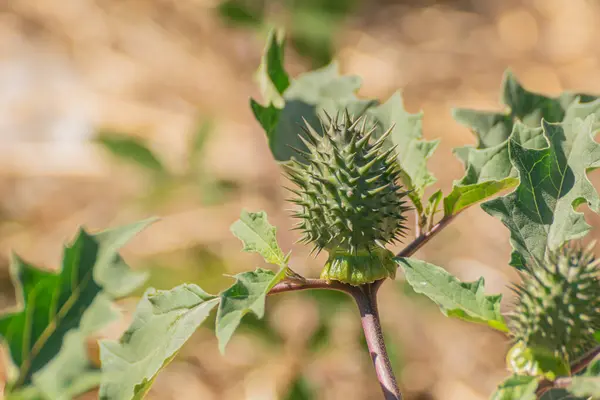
99,284 -> 219,400
482,116 -> 600,270
216,267 -> 286,354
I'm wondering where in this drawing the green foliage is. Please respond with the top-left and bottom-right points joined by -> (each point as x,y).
99,285 -> 219,400
96,121 -> 238,209
254,29 -> 438,218
230,210 -> 288,266
0,220 -> 152,398
217,0 -> 358,67
567,357 -> 600,398
490,375 -> 538,400
510,244 -> 600,361
216,267 -> 285,353
447,72 -> 600,217
568,377 -> 600,398
396,258 -> 507,332
10,27 -> 600,400
483,116 -> 600,270
540,389 -> 586,400
251,29 -> 376,163
506,342 -> 570,380
217,210 -> 288,351
96,133 -> 166,175
283,375 -> 316,400
217,0 -> 264,27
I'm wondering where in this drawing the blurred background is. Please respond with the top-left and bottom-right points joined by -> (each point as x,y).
1,0 -> 600,399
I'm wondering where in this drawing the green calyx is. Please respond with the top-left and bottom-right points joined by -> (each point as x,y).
321,246 -> 396,286
510,243 -> 600,362
285,110 -> 409,255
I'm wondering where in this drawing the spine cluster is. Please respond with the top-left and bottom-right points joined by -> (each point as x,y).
285,111 -> 409,285
510,243 -> 600,362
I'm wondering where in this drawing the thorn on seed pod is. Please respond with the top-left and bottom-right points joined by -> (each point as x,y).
509,241 -> 600,363
284,110 -> 410,285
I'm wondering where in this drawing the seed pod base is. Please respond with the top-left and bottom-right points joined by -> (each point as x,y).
320,247 -> 396,286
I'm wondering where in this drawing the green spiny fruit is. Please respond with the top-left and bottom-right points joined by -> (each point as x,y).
284,110 -> 409,285
510,243 -> 600,363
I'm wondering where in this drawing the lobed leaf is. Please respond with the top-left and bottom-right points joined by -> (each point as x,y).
251,29 -> 376,163
482,116 -> 600,269
99,285 -> 219,400
367,92 -> 439,211
216,267 -> 286,353
230,210 -> 287,266
0,220 -> 153,397
396,258 -> 507,332
490,375 -> 538,400
447,71 -> 600,217
569,377 -> 600,398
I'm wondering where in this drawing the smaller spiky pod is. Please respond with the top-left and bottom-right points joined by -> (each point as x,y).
285,111 -> 410,286
510,243 -> 600,363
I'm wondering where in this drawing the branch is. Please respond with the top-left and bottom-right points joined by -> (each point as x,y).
352,284 -> 402,400
268,213 -> 460,296
268,277 -> 353,296
396,214 -> 457,258
536,345 -> 600,397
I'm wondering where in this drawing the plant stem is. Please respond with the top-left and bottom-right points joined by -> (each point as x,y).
352,283 -> 402,400
535,344 -> 600,397
269,277 -> 353,295
396,213 -> 457,258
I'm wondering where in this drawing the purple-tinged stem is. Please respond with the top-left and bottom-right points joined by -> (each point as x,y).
352,283 -> 402,400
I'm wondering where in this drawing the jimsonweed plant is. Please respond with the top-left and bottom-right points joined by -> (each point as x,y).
3,29 -> 600,400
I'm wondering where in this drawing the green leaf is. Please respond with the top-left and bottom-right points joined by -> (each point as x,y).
256,28 -> 289,107
31,296 -> 116,400
506,342 -> 570,380
96,133 -> 166,174
447,72 -> 600,217
251,30 -> 377,163
540,389 -> 586,400
216,267 -> 286,353
283,375 -> 315,400
454,71 -> 578,152
0,220 -> 153,393
567,356 -> 600,399
230,210 -> 287,266
396,258 -> 508,332
366,92 -> 438,211
569,377 -> 600,398
99,284 -> 219,400
217,0 -> 264,27
491,375 -> 538,400
482,116 -> 600,270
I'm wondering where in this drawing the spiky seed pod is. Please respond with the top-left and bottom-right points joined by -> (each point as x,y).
510,243 -> 600,362
284,111 -> 410,285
